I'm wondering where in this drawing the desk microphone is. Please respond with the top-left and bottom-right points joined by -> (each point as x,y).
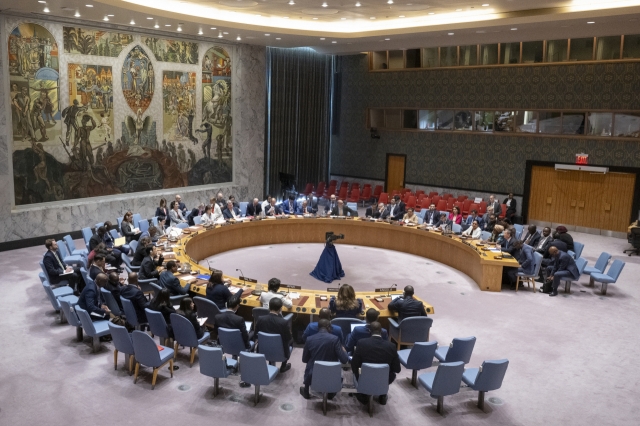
206,259 -> 214,273
388,283 -> 397,297
236,268 -> 246,287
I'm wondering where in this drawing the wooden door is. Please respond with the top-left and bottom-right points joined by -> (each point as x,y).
386,154 -> 406,193
528,165 -> 635,232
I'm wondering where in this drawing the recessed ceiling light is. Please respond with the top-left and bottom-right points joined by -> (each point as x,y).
165,24 -> 171,27
385,38 -> 390,40
456,8 -> 462,11
223,31 -> 229,34
320,37 -> 325,40
85,4 -> 93,7
276,37 -> 281,40
211,27 -> 217,29
237,36 -> 241,40
341,17 -> 346,20
38,0 -> 46,3
130,19 -> 136,25
177,26 -> 183,32
218,32 -> 223,38
313,17 -> 318,20
265,33 -> 270,36
74,11 -> 81,17
511,27 -> 517,30
370,17 -> 376,19
43,7 -> 50,12
448,32 -> 454,35
587,21 -> 595,24
399,15 -> 405,17
103,16 -> 109,21
387,0 -> 393,3
482,3 -> 489,6
147,17 -> 153,20
428,12 -> 434,15
198,29 -> 203,35
355,2 -> 361,6
288,0 -> 294,4
154,23 -> 159,28
332,41 -> 337,43
322,2 -> 328,6
107,14 -> 114,17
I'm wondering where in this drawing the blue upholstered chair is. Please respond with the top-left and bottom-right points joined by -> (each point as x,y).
176,222 -> 189,229
100,288 -> 122,316
331,318 -> 365,341
418,361 -> 465,414
239,202 -> 248,217
57,239 -> 86,268
132,213 -> 142,229
435,336 -> 476,364
560,257 -> 588,293
108,322 -> 135,375
590,259 -> 626,295
65,234 -> 88,256
170,313 -> 210,367
239,352 -> 279,406
354,363 -> 390,417
129,240 -> 138,254
42,280 -> 77,323
388,316 -> 433,350
462,359 -> 509,411
94,222 -> 104,230
199,345 -> 234,397
481,231 -> 491,241
145,308 -> 172,346
59,300 -> 84,342
217,328 -> 249,365
257,332 -> 292,367
79,266 -> 94,289
398,341 -> 438,387
310,361 -> 343,415
515,251 -> 543,292
121,253 -> 140,272
193,216 -> 202,225
120,297 -> 146,330
40,260 -> 70,288
74,306 -> 111,353
194,296 -> 225,328
109,228 -> 120,241
117,216 -> 124,230
81,227 -> 94,251
584,252 -> 612,282
131,330 -> 174,389
452,223 -> 462,233
513,224 -> 523,240
346,202 -> 358,213
152,216 -> 159,227
571,241 -> 585,259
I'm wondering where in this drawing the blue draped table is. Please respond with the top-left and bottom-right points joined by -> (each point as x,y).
310,243 -> 345,283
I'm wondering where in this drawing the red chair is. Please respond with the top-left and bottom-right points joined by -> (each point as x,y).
328,179 -> 337,188
419,198 -> 431,211
391,190 -> 400,196
372,185 -> 383,201
432,195 -> 441,205
417,193 -> 426,202
468,203 -> 479,217
461,199 -> 472,216
435,199 -> 447,212
403,192 -> 412,204
378,192 -> 389,205
341,181 -> 349,188
338,186 -> 348,200
406,196 -> 417,210
313,182 -> 325,197
478,201 -> 488,215
324,185 -> 336,198
415,190 -> 425,198
363,183 -> 372,189
429,192 -> 439,198
457,195 -> 468,202
498,204 -> 507,219
302,183 -> 314,196
351,183 -> 360,191
443,193 -> 453,200
347,188 -> 360,203
446,199 -> 455,212
359,186 -> 372,206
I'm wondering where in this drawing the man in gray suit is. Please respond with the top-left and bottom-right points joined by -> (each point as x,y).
546,246 -> 580,297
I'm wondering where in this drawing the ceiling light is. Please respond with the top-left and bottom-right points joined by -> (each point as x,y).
265,33 -> 270,36
38,0 -> 46,3
223,31 -> 229,34
237,35 -> 241,40
387,0 -> 393,3
313,17 -> 318,20
198,29 -> 203,35
370,17 -> 375,19
320,37 -> 325,40
428,12 -> 434,15
74,11 -> 81,17
154,23 -> 159,28
85,4 -> 93,7
43,7 -> 50,12
482,3 -> 489,6
355,2 -> 361,6
211,27 -> 217,29
322,2 -> 328,6
103,16 -> 109,21
218,32 -> 223,38
332,41 -> 337,43
276,37 -> 281,40
288,0 -> 294,4
511,27 -> 517,30
587,21 -> 595,24
165,24 -> 171,27
456,8 -> 462,11
385,38 -> 390,40
147,17 -> 153,20
107,14 -> 114,17
177,26 -> 183,32
130,19 -> 136,25
399,15 -> 405,17
341,17 -> 346,20
448,32 -> 454,35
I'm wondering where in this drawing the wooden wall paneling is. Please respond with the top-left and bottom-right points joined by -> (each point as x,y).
575,171 -> 606,229
601,172 -> 636,232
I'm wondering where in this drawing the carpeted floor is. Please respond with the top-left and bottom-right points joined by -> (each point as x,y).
2,230 -> 639,426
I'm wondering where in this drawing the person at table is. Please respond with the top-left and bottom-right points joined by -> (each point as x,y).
103,221 -> 129,255
534,227 -> 553,255
386,197 -> 405,221
246,198 -> 263,217
488,194 -> 502,218
78,272 -> 111,322
433,212 -> 452,230
505,241 -> 535,289
187,202 -> 205,226
121,211 -> 141,242
155,198 -> 169,225
175,194 -> 188,217
545,246 -> 580,297
139,226 -> 160,244
105,272 -> 124,311
324,194 -> 338,213
206,271 -> 245,310
483,213 -> 497,233
260,277 -> 293,309
300,318 -> 349,400
265,198 -> 283,216
482,207 -> 495,229
214,192 -> 226,210
465,209 -> 484,228
552,226 -> 574,252
90,226 -> 121,268
462,219 -> 483,239
423,203 -> 439,226
306,195 -> 320,214
449,206 -> 463,224
120,272 -> 149,324
365,202 -> 383,219
345,308 -> 389,354
388,285 -> 427,321
228,195 -> 240,208
148,288 -> 176,337
351,321 -> 400,406
300,199 -> 315,215
215,296 -> 253,350
169,201 -> 187,226
89,253 -> 107,280
301,307 -> 343,343
282,194 -> 298,215
132,236 -> 152,266
138,246 -> 163,281
207,198 -> 224,222
200,205 -> 214,226
329,284 -> 363,318
252,297 -> 293,373
503,193 -> 517,223
223,200 -> 242,220
177,297 -> 205,339
521,224 -> 541,247
331,199 -> 357,217
484,224 -> 504,244
499,228 -> 517,253
402,208 -> 419,225
261,194 -> 273,212
394,195 -> 406,216
159,260 -> 191,296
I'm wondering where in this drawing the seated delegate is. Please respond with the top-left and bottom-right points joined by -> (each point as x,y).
387,285 -> 427,321
206,271 -> 246,309
159,260 -> 191,296
259,277 -> 293,309
301,307 -> 343,343
462,220 -> 483,239
345,308 -> 389,354
329,284 -> 363,318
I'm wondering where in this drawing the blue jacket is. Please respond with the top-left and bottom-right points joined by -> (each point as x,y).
282,200 -> 298,215
222,206 -> 241,219
345,324 -> 388,353
43,250 -> 67,284
518,244 -> 536,275
465,215 -> 484,227
302,330 -> 349,386
159,270 -> 189,296
78,282 -> 108,318
302,322 -> 344,343
551,251 -> 580,280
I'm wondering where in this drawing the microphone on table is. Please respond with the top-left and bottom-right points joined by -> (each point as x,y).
206,259 -> 214,273
236,268 -> 246,287
388,283 -> 397,298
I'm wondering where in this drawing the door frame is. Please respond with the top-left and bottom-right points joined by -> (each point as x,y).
522,160 -> 640,226
385,153 -> 407,193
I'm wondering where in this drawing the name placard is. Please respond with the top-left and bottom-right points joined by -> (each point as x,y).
239,276 -> 258,283
375,287 -> 395,292
326,287 -> 340,292
281,284 -> 302,290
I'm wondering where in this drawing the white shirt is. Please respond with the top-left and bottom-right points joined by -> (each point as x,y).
201,212 -> 214,226
261,200 -> 270,210
259,291 -> 292,309
210,204 -> 224,223
462,226 -> 483,239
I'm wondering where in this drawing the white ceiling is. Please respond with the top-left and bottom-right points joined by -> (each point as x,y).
2,0 -> 640,54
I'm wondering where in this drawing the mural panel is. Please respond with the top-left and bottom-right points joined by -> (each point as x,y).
143,37 -> 198,64
63,27 -> 133,57
122,45 -> 154,114
162,71 -> 197,173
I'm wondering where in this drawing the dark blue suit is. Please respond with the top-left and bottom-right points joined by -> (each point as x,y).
518,244 -> 536,275
388,296 -> 427,321
465,215 -> 484,228
78,282 -> 108,320
159,270 -> 189,296
265,204 -> 283,216
549,251 -> 580,293
345,324 -> 388,353
282,200 -> 298,215
302,322 -> 344,343
222,206 -> 241,219
302,330 -> 349,386
423,209 -> 439,226
43,250 -> 67,285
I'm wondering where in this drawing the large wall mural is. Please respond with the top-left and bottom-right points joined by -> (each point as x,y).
63,27 -> 133,57
7,21 -> 234,206
143,37 -> 198,64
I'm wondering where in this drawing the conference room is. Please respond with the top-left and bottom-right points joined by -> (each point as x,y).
2,1 -> 640,425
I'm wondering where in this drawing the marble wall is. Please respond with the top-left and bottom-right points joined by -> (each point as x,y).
0,14 -> 265,244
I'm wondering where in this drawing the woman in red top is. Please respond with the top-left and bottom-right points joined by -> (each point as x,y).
449,206 -> 463,224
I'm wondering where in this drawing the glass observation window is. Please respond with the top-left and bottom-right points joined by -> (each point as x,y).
623,34 -> 640,59
587,113 -> 612,136
369,109 -> 385,129
613,112 -> 640,138
569,38 -> 594,61
500,43 -> 520,64
437,110 -> 454,130
385,109 -> 402,129
460,45 -> 477,66
476,111 -> 495,131
422,48 -> 438,68
538,111 -> 563,134
454,111 -> 473,130
547,40 -> 568,62
372,51 -> 387,69
440,46 -> 457,67
406,49 -> 421,68
522,41 -> 544,63
481,44 -> 499,65
562,112 -> 586,134
388,50 -> 404,69
596,36 -> 621,60
403,110 -> 418,129
418,110 -> 437,130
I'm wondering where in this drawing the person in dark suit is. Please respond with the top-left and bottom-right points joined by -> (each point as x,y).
131,236 -> 151,266
215,296 -> 253,350
345,308 -> 389,354
155,198 -> 169,225
138,246 -> 163,280
120,272 -> 149,325
177,297 -> 205,339
222,200 -> 242,220
300,199 -> 316,215
366,202 -> 386,219
282,195 -> 298,215
433,213 -> 452,230
246,198 -> 263,217
488,195 -> 502,218
503,193 -> 517,223
43,239 -> 82,290
265,198 -> 283,216
325,194 -> 338,213
148,288 -> 176,338
206,271 -> 246,309
423,203 -> 439,226
78,272 -> 111,322
105,272 -> 124,311
301,308 -> 343,343
394,195 -> 406,218
534,227 -> 553,255
186,203 -> 204,226
159,261 -> 190,296
89,253 -> 107,280
499,229 -> 517,254
305,196 -> 319,214
103,221 -> 128,255
505,241 -> 535,289
553,226 -> 574,252
252,298 -> 293,373
351,322 -> 401,405
388,285 -> 427,321
465,209 -> 484,228
90,226 -> 122,268
300,319 -> 349,399
175,194 -> 188,217
331,200 -> 358,217
546,246 -> 580,296
385,197 -> 405,221
483,212 -> 497,233
521,225 -> 541,248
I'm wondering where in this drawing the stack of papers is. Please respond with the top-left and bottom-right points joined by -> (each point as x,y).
245,321 -> 253,331
197,317 -> 208,326
181,275 -> 196,282
287,292 -> 300,300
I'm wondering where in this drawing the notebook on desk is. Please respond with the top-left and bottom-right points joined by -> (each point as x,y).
114,237 -> 126,246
